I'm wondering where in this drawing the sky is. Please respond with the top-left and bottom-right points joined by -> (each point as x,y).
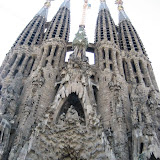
0,0 -> 160,88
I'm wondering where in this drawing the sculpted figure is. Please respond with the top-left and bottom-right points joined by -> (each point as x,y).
32,68 -> 45,93
66,106 -> 79,124
147,89 -> 158,111
0,85 -> 18,118
0,118 -> 11,158
58,113 -> 66,126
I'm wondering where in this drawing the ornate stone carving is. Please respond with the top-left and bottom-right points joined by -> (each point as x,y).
32,68 -> 45,93
0,73 -> 23,120
147,89 -> 158,111
0,118 -> 11,159
108,74 -> 121,92
16,104 -> 116,160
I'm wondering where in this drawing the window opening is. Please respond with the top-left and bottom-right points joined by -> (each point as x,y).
18,54 -> 25,67
131,60 -> 137,73
102,48 -> 105,59
123,59 -> 130,82
58,93 -> 85,123
109,49 -> 112,60
139,60 -> 144,74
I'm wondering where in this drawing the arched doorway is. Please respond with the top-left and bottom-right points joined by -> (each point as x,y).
57,93 -> 85,124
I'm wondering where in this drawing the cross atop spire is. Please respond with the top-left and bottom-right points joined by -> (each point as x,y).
115,0 -> 124,11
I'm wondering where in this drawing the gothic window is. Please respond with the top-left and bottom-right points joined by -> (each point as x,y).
44,60 -> 48,67
116,52 -> 120,73
123,59 -> 130,82
135,76 -> 139,83
28,57 -> 35,75
48,45 -> 52,57
108,49 -> 113,71
9,54 -> 17,67
59,48 -> 64,66
51,60 -> 54,67
143,78 -> 147,87
109,49 -> 112,60
54,46 -> 59,57
23,56 -> 35,75
18,54 -> 25,67
131,59 -> 137,73
139,61 -> 149,87
13,69 -> 18,77
110,64 -> 113,71
102,48 -> 105,60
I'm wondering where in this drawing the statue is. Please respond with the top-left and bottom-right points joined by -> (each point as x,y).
66,105 -> 79,124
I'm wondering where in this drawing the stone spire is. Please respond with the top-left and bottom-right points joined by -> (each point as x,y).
60,0 -> 70,10
95,0 -> 118,44
36,0 -> 53,19
44,0 -> 70,41
116,0 -> 146,55
115,0 -> 130,22
99,0 -> 109,11
12,0 -> 53,47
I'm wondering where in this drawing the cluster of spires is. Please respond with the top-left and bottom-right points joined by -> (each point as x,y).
37,0 -> 129,27
12,0 -> 146,56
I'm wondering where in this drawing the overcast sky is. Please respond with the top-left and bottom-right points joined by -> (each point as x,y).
0,0 -> 160,88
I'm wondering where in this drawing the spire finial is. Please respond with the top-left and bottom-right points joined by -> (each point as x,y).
44,0 -> 54,8
99,0 -> 109,11
115,0 -> 124,11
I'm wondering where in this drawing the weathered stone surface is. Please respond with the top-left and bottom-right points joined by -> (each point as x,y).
0,0 -> 160,160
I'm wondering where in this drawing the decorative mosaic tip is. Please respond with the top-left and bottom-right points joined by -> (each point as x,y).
99,0 -> 109,11
60,0 -> 70,10
115,0 -> 130,22
115,0 -> 124,11
36,0 -> 54,18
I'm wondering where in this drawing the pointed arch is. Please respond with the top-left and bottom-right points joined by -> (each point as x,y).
52,91 -> 88,124
56,93 -> 85,123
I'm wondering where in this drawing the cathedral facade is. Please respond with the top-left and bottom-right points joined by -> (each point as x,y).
0,0 -> 160,159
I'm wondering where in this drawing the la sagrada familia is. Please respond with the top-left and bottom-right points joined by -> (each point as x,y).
0,0 -> 160,159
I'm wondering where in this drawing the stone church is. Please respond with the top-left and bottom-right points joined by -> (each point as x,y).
0,0 -> 160,159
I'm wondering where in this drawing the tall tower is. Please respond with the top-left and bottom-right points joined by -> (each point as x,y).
0,0 -> 160,160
